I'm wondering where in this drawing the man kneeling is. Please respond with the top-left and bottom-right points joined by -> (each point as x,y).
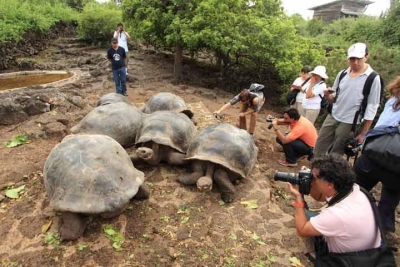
272,108 -> 317,167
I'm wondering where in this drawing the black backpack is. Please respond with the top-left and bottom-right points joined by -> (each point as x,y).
327,70 -> 384,120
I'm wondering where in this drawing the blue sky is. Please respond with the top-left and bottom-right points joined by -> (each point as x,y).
281,0 -> 391,19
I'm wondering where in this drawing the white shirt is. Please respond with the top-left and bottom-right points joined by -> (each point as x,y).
302,81 -> 326,110
114,31 -> 129,52
291,77 -> 307,103
310,184 -> 381,253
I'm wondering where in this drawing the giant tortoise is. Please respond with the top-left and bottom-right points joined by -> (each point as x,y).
130,110 -> 197,165
179,123 -> 258,203
43,134 -> 149,241
141,92 -> 195,122
70,102 -> 142,147
97,92 -> 131,107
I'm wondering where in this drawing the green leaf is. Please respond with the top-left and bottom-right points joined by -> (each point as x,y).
230,233 -> 237,240
218,199 -> 225,206
289,256 -> 304,267
181,216 -> 190,224
5,185 -> 26,199
77,244 -> 87,251
4,134 -> 30,148
44,232 -> 60,247
240,199 -> 258,209
103,224 -> 124,252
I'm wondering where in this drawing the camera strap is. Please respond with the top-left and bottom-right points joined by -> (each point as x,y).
326,187 -> 353,207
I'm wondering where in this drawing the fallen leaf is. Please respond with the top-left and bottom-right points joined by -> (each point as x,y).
76,244 -> 87,251
181,216 -> 190,224
5,185 -> 26,199
4,134 -> 30,148
41,220 -> 53,233
103,224 -> 124,252
289,256 -> 305,267
230,233 -> 237,240
240,199 -> 258,209
218,199 -> 225,206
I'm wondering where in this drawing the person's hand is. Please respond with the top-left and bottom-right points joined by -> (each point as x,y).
287,182 -> 302,199
239,112 -> 246,118
310,75 -> 317,84
356,133 -> 365,143
272,118 -> 278,127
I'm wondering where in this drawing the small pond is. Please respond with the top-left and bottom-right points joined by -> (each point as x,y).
0,71 -> 74,91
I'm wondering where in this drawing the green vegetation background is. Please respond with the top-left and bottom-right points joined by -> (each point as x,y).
1,0 -> 399,98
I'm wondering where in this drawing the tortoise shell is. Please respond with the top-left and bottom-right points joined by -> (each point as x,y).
135,111 -> 197,153
70,102 -> 142,147
142,92 -> 189,113
97,93 -> 131,107
184,123 -> 258,178
43,134 -> 145,214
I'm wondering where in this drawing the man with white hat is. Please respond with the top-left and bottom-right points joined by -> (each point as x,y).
314,43 -> 382,157
301,65 -> 328,125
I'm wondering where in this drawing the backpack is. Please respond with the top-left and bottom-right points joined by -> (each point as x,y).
362,125 -> 400,174
249,83 -> 267,98
286,77 -> 311,105
327,70 -> 384,118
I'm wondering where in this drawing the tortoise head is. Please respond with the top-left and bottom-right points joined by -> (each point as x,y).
136,147 -> 154,160
196,176 -> 212,191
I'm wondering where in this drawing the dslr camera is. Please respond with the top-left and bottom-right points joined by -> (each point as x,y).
344,138 -> 362,157
274,169 -> 312,195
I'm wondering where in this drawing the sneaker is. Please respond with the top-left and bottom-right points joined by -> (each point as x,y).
123,93 -> 128,96
278,160 -> 297,167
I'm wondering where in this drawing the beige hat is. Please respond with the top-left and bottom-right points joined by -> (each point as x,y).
310,65 -> 328,79
347,43 -> 367,59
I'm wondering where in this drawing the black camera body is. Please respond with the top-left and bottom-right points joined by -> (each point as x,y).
274,169 -> 312,195
344,138 -> 362,157
266,115 -> 275,129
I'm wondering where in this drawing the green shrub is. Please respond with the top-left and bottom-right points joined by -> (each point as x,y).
0,0 -> 78,44
77,2 -> 122,44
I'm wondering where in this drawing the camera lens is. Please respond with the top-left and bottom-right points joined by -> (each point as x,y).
274,171 -> 300,185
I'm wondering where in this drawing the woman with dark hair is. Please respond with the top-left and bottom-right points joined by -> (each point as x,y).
213,84 -> 265,135
287,154 -> 381,253
355,76 -> 400,238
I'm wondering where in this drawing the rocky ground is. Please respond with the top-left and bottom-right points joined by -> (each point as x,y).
0,37 -> 398,267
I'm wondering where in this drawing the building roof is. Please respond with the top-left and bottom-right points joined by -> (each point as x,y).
309,0 -> 374,11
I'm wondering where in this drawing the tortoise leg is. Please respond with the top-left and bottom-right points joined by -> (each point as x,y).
60,212 -> 86,241
134,184 -> 150,199
196,162 -> 214,191
167,150 -> 186,165
214,168 -> 236,203
179,161 -> 204,185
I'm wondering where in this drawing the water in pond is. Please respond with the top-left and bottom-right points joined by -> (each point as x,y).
0,73 -> 73,91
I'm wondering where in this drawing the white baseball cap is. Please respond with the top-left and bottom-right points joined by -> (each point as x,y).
347,43 -> 367,59
310,65 -> 328,79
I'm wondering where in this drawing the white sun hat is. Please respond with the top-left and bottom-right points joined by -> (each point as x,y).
310,65 -> 328,79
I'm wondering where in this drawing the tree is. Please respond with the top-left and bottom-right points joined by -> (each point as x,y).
382,0 -> 400,46
122,0 -> 323,84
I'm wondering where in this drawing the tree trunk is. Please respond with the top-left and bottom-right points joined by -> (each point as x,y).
173,43 -> 183,80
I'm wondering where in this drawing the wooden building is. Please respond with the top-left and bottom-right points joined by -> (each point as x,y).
309,0 -> 374,21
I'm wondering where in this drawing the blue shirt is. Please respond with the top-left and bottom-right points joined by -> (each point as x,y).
375,97 -> 400,127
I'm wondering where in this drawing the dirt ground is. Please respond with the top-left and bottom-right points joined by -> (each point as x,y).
0,38 -> 398,267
